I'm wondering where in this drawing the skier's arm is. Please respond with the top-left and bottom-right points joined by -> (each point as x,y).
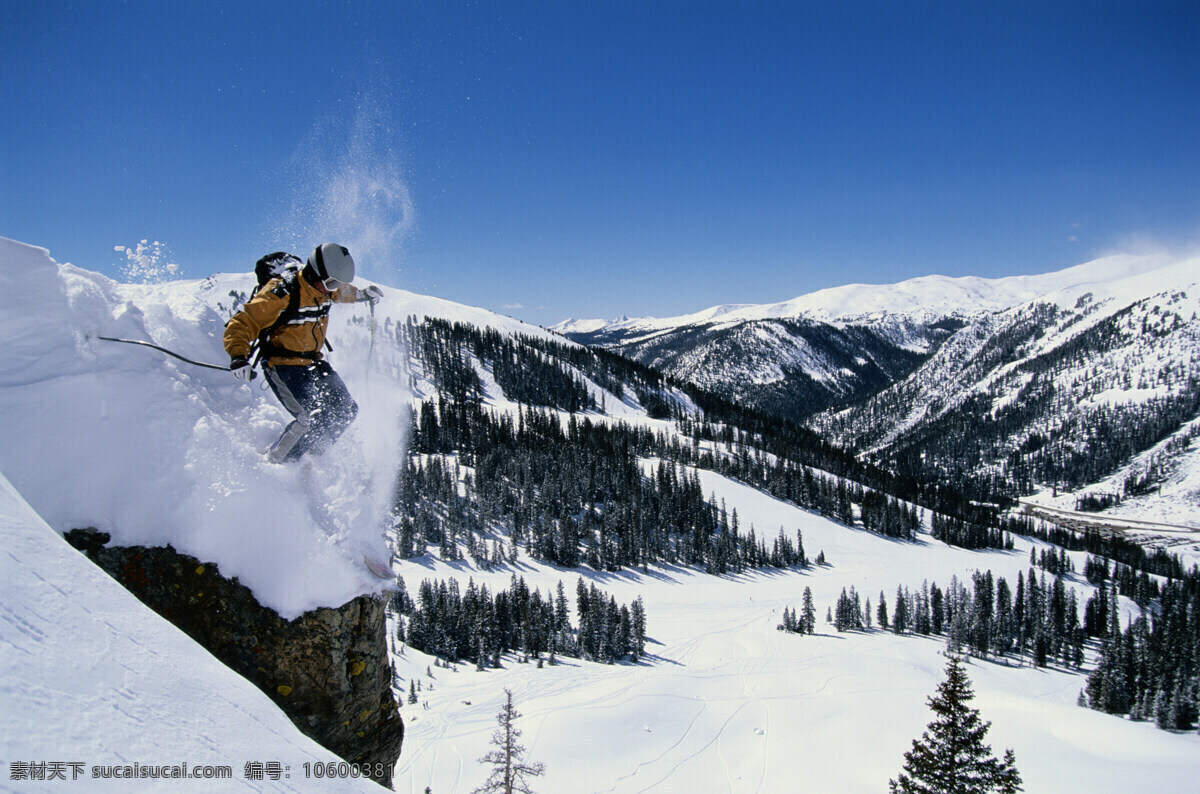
333,284 -> 382,304
223,282 -> 290,359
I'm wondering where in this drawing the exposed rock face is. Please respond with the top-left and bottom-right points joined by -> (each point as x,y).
65,529 -> 403,788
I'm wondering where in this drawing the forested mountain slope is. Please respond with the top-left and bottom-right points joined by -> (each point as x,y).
810,256 -> 1200,525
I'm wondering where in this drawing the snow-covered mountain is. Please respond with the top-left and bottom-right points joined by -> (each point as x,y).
559,253 -> 1200,526
555,253 -> 1181,333
555,255 -> 1189,418
567,312 -> 957,420
811,254 -> 1200,527
4,236 -> 1200,792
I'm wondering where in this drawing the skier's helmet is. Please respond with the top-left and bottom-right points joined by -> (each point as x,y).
308,243 -> 355,289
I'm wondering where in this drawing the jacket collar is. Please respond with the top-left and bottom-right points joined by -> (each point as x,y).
298,273 -> 333,302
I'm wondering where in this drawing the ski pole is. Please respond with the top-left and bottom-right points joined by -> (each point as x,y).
366,298 -> 377,389
93,335 -> 232,372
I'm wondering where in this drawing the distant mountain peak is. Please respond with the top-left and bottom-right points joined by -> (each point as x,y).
567,253 -> 1194,338
550,315 -> 652,335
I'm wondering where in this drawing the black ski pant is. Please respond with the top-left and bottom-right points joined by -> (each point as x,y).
263,360 -> 358,462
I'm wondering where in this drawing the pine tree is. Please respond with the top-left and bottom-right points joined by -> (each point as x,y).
801,586 -> 816,635
1154,684 -> 1173,730
630,596 -> 647,659
894,585 -> 909,635
473,688 -> 546,794
889,657 -> 1022,793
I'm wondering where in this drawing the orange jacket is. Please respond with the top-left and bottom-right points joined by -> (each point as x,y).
223,274 -> 361,367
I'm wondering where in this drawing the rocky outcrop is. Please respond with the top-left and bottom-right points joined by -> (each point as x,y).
65,529 -> 403,788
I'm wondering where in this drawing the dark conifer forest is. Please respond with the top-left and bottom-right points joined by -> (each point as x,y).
391,576 -> 647,668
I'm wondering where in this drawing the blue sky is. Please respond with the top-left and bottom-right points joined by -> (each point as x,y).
3,1 -> 1197,326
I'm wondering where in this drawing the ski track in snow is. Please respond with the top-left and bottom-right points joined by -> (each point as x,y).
390,461 -> 1200,793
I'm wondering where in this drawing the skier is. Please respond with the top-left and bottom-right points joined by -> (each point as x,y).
224,243 -> 382,463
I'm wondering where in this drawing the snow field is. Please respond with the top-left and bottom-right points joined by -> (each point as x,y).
389,465 -> 1200,793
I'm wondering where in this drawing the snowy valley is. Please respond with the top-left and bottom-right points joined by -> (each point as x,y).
2,236 -> 1200,793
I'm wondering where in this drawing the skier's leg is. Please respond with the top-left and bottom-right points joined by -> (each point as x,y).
264,365 -> 316,463
304,362 -> 358,456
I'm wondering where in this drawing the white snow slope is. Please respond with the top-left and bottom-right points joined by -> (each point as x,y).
0,468 -> 385,793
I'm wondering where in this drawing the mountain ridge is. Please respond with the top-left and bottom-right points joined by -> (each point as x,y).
553,252 -> 1189,334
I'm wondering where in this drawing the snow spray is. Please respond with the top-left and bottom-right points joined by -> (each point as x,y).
261,95 -> 416,571
274,95 -> 415,282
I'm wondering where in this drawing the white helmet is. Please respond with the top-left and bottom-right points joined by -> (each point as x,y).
308,243 -> 355,287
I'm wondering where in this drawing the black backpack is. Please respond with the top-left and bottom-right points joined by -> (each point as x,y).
246,252 -> 329,372
255,250 -> 303,289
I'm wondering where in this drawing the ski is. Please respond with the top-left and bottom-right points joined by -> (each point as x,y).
362,555 -> 394,580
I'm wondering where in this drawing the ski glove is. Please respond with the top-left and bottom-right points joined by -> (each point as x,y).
360,285 -> 383,305
230,355 -> 251,381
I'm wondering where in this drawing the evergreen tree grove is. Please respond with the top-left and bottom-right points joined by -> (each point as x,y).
890,657 -> 1022,794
